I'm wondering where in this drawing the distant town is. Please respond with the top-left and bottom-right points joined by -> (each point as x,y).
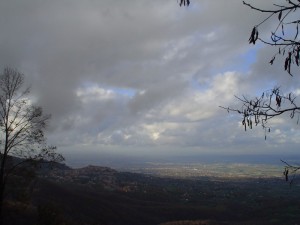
121,162 -> 285,179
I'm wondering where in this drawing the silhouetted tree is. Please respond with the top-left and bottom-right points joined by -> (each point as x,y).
222,1 -> 300,184
0,68 -> 64,224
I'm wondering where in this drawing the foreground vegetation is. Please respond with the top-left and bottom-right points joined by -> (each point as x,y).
2,163 -> 300,225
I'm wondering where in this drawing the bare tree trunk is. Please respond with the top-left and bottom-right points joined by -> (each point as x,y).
0,150 -> 7,225
0,181 -> 4,225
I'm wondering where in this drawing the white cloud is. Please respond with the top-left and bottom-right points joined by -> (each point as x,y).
0,0 -> 299,163
76,86 -> 117,102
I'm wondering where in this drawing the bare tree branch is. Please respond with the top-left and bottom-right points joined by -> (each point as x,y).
244,1 -> 300,75
0,68 -> 63,221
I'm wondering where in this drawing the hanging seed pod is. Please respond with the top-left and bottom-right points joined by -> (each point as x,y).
284,168 -> 289,181
278,11 -> 282,21
276,95 -> 282,107
179,0 -> 190,6
269,56 -> 275,65
249,27 -> 258,44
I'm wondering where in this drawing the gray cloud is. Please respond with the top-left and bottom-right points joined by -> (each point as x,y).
0,0 -> 298,162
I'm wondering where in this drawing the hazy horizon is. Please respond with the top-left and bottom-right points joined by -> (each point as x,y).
63,150 -> 300,169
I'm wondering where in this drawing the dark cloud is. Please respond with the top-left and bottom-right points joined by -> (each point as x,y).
0,0 -> 298,160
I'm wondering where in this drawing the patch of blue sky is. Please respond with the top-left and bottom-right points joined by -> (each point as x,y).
225,47 -> 258,73
112,87 -> 136,98
189,78 -> 210,92
240,47 -> 257,70
79,81 -> 137,98
190,46 -> 261,92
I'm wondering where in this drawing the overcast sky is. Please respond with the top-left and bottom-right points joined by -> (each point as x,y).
1,0 -> 300,166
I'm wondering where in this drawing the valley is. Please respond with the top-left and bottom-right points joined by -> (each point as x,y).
4,161 -> 300,225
